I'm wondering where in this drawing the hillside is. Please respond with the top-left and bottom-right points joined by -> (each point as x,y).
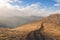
26,14 -> 60,40
0,16 -> 44,40
0,14 -> 60,40
0,20 -> 43,40
12,20 -> 42,32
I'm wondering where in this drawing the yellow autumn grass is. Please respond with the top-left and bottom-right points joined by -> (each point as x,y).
43,23 -> 60,37
12,20 -> 42,32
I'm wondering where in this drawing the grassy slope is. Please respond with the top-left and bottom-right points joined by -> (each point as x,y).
12,20 -> 41,32
0,14 -> 60,40
0,20 -> 42,40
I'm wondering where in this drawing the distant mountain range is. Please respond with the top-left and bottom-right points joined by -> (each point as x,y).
0,16 -> 44,28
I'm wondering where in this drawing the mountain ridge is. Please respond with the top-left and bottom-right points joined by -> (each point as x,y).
0,14 -> 60,40
26,14 -> 60,40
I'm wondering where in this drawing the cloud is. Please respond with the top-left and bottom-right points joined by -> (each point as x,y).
48,10 -> 60,14
18,3 -> 47,16
55,0 -> 60,3
9,0 -> 22,3
0,0 -> 60,17
0,0 -> 24,17
0,0 -> 21,8
54,4 -> 60,7
19,3 -> 60,16
0,2 -> 43,16
53,0 -> 60,7
0,0 -> 13,8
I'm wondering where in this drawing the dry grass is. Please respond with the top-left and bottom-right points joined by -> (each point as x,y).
26,14 -> 60,40
12,20 -> 42,32
0,28 -> 28,40
43,23 -> 60,36
0,20 -> 42,40
0,14 -> 60,40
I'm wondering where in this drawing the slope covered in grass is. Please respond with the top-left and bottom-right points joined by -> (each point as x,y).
0,14 -> 60,40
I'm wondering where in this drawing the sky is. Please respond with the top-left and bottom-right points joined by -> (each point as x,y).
0,0 -> 60,17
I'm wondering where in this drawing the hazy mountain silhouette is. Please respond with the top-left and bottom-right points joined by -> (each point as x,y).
0,16 -> 43,28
